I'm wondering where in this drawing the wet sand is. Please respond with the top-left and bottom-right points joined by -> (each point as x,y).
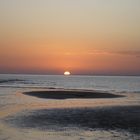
1,89 -> 140,140
23,90 -> 124,99
4,106 -> 140,133
3,90 -> 139,134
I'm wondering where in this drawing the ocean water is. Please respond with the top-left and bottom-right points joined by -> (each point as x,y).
0,74 -> 140,93
0,74 -> 140,140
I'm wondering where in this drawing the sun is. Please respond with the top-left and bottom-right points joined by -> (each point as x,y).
64,71 -> 71,76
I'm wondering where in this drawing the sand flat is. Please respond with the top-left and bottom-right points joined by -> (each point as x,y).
23,90 -> 124,99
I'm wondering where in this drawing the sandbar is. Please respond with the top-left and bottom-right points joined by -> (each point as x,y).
23,90 -> 124,99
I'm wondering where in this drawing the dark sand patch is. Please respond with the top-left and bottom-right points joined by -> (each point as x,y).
4,106 -> 140,133
23,90 -> 123,99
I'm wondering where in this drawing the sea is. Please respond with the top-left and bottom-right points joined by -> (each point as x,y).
0,74 -> 140,140
0,74 -> 140,93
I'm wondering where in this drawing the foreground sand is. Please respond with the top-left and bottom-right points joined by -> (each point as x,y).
5,105 -> 140,133
0,89 -> 140,140
4,90 -> 140,132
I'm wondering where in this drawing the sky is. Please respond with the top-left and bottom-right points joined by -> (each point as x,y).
0,0 -> 140,75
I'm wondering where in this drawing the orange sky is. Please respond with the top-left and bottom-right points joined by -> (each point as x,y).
0,0 -> 140,75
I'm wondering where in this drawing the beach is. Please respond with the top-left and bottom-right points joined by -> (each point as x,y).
0,75 -> 140,140
0,89 -> 140,140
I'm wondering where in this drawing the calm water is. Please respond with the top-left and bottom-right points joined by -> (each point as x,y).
0,74 -> 140,93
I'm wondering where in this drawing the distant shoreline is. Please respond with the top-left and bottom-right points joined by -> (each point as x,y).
23,90 -> 124,99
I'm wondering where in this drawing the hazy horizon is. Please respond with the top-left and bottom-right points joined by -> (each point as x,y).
0,73 -> 140,77
0,0 -> 140,75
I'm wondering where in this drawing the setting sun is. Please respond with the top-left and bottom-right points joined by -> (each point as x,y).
64,71 -> 71,76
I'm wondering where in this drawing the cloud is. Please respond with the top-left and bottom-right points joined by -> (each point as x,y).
115,51 -> 140,57
86,50 -> 140,57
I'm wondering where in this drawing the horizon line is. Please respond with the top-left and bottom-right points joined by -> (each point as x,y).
0,73 -> 140,77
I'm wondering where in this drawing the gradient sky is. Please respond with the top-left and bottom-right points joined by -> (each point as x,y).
0,0 -> 140,75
